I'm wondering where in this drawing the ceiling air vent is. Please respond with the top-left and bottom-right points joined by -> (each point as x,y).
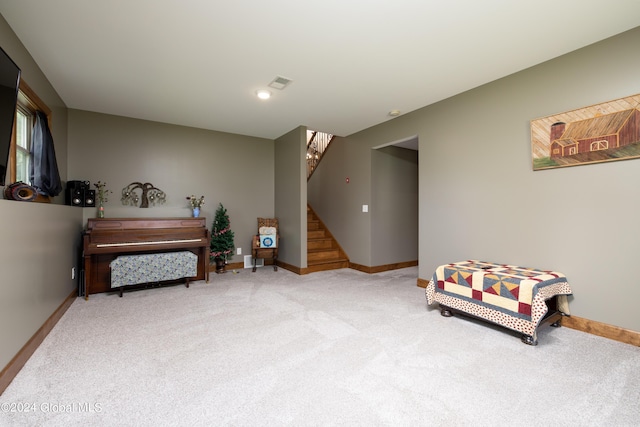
268,76 -> 293,90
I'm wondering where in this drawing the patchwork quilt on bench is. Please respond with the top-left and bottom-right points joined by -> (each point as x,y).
426,260 -> 572,337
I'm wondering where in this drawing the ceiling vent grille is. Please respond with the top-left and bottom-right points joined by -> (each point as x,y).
268,76 -> 293,90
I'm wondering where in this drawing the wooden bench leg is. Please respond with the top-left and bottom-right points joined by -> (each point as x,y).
440,305 -> 453,317
521,332 -> 538,346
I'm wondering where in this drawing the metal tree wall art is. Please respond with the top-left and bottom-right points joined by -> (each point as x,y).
121,182 -> 166,208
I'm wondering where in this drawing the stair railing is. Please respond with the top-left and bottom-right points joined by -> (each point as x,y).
306,130 -> 333,179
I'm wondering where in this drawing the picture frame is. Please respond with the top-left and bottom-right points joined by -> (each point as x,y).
531,93 -> 640,170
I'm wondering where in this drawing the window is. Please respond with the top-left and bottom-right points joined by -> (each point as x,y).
9,79 -> 51,185
590,140 -> 608,151
15,102 -> 33,183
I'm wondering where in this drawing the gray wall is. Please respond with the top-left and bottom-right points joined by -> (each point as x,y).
67,109 -> 275,262
310,26 -> 640,332
371,145 -> 418,266
274,126 -> 307,268
308,135 -> 374,265
2,11 -> 639,378
418,27 -> 640,332
0,201 -> 82,370
0,16 -> 80,371
307,136 -> 420,267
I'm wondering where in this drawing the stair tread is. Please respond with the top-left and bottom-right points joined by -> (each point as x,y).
307,258 -> 349,265
308,255 -> 347,259
306,204 -> 348,271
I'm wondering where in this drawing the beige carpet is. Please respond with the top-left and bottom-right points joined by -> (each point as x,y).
0,267 -> 638,426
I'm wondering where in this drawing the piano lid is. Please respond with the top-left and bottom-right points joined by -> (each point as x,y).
86,217 -> 207,231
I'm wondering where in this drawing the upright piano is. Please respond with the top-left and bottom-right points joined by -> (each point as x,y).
82,217 -> 211,299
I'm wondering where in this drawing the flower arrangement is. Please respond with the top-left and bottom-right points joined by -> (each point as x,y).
94,181 -> 112,204
187,195 -> 205,209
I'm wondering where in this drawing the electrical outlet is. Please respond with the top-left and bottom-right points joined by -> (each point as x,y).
362,204 -> 368,212
237,247 -> 242,255
71,267 -> 76,280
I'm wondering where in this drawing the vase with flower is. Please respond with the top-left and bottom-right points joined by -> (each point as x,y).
94,181 -> 111,218
187,195 -> 205,217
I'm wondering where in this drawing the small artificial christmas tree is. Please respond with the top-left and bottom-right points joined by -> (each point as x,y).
210,203 -> 235,273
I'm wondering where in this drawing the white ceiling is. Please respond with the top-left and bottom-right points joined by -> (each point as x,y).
1,1 -> 639,140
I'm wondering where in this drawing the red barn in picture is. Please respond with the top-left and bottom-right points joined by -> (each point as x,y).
549,109 -> 640,158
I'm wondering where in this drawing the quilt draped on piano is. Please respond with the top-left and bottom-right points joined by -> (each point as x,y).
109,251 -> 198,288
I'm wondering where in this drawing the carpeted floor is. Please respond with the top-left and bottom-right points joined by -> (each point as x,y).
0,267 -> 638,426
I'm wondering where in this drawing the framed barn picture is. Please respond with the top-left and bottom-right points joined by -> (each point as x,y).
531,93 -> 640,170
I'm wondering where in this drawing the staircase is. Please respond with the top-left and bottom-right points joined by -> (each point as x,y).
307,130 -> 334,179
307,204 -> 349,272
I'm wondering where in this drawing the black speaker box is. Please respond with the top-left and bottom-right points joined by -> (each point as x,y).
66,188 -> 84,206
66,180 -> 89,191
84,189 -> 96,207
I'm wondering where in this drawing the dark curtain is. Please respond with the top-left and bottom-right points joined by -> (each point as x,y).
30,110 -> 62,197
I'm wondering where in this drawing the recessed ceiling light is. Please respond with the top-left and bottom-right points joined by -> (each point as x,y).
256,90 -> 272,100
388,110 -> 401,117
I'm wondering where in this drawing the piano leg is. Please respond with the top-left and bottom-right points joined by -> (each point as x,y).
83,255 -> 92,301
